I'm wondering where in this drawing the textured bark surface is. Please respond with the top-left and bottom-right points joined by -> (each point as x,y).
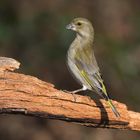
0,71 -> 139,131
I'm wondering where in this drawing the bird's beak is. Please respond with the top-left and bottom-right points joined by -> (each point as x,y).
66,23 -> 76,31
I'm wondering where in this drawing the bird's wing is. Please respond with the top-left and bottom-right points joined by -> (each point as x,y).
76,45 -> 100,75
74,47 -> 109,99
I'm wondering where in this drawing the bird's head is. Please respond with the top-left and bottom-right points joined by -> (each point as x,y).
66,17 -> 94,38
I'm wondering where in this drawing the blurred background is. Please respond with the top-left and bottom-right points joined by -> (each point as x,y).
0,0 -> 140,139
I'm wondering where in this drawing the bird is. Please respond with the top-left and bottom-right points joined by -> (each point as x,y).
66,17 -> 120,117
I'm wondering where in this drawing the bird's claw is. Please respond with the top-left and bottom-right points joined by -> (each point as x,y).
62,90 -> 77,102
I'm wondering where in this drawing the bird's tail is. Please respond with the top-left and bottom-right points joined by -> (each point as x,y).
107,99 -> 120,117
97,89 -> 120,117
97,80 -> 120,117
97,85 -> 120,117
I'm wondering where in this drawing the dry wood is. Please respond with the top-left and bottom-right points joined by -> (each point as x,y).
0,57 -> 20,71
0,57 -> 139,131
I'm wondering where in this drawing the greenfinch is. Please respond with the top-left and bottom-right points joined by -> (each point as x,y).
66,17 -> 120,117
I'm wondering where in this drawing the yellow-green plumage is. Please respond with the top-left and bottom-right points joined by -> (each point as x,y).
66,17 -> 120,117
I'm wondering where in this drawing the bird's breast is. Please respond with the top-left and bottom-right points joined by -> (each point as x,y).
67,38 -> 81,60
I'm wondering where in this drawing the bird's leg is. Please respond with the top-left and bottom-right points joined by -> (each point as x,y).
63,85 -> 87,94
63,85 -> 87,101
71,85 -> 87,93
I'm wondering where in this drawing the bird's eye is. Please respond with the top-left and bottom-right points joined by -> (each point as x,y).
77,22 -> 82,26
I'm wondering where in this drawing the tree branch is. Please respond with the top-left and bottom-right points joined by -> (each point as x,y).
0,57 -> 139,131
